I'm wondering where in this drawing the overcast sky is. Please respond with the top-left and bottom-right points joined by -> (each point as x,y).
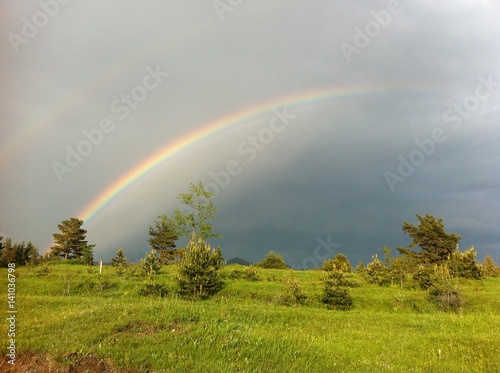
1,1 -> 499,268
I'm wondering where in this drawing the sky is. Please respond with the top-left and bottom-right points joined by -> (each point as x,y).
1,0 -> 499,268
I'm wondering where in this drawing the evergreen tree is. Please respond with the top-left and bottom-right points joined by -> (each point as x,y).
148,216 -> 180,263
0,238 -> 15,267
257,250 -> 287,269
14,241 -> 39,266
50,218 -> 91,260
177,235 -> 224,298
397,213 -> 460,266
82,245 -> 94,266
110,248 -> 128,267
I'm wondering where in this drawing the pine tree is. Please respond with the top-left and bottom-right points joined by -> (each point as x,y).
0,238 -> 15,267
397,213 -> 460,266
257,250 -> 287,269
177,235 -> 224,298
110,248 -> 128,267
50,218 -> 91,260
148,216 -> 179,263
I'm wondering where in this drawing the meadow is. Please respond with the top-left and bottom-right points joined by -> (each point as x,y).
1,263 -> 499,372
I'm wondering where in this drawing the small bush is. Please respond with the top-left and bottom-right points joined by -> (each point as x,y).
139,280 -> 168,297
35,263 -> 51,277
279,275 -> 308,306
428,285 -> 465,313
244,265 -> 261,281
322,285 -> 353,311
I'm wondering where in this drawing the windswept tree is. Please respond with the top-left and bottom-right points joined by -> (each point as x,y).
397,213 -> 460,266
172,181 -> 222,241
50,218 -> 93,260
148,216 -> 180,263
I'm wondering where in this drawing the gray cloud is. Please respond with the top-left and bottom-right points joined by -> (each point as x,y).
1,1 -> 499,267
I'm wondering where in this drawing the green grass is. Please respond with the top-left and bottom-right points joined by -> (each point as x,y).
1,264 -> 499,372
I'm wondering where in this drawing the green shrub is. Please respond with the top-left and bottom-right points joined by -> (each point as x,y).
139,280 -> 168,297
366,255 -> 391,286
140,249 -> 162,277
176,236 -> 224,299
279,275 -> 308,306
244,265 -> 261,281
448,247 -> 482,279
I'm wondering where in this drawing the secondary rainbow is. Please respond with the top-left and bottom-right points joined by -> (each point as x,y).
77,83 -> 436,224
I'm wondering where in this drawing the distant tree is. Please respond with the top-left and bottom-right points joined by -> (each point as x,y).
356,261 -> 366,273
13,241 -> 39,266
257,250 -> 287,269
50,218 -> 93,260
110,248 -> 128,267
148,216 -> 180,263
0,238 -> 15,267
397,213 -> 460,266
176,235 -> 224,298
172,182 -> 222,241
323,253 -> 352,272
82,245 -> 94,266
482,255 -> 499,277
448,246 -> 482,279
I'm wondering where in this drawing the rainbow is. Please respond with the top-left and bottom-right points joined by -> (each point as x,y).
77,83 -> 440,224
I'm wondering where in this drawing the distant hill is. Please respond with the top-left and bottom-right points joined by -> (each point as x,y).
226,257 -> 251,266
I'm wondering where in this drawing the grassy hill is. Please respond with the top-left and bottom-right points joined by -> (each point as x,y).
1,263 -> 499,372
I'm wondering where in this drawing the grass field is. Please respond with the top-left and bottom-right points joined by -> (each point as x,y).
1,263 -> 499,372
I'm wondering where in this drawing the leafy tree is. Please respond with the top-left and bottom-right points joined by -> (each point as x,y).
177,235 -> 224,298
397,213 -> 460,266
50,218 -> 93,260
172,182 -> 222,241
148,216 -> 180,263
257,250 -> 287,269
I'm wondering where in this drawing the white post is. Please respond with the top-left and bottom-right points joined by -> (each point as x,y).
99,260 -> 103,274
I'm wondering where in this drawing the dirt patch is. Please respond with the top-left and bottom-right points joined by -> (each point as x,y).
0,352 -> 136,373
